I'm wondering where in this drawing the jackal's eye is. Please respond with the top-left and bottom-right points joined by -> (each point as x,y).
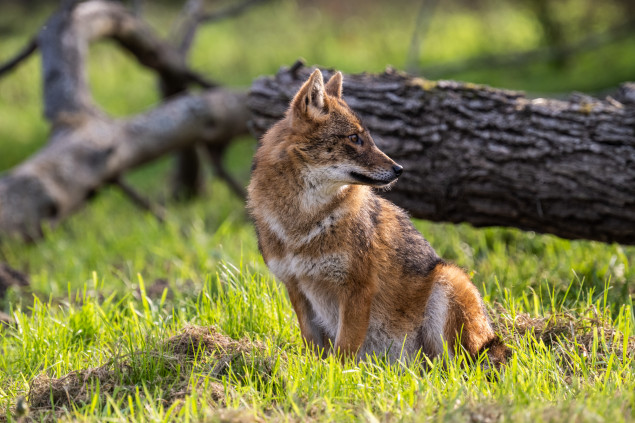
348,134 -> 362,146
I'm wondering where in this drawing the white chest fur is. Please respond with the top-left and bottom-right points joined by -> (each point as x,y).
267,252 -> 349,284
261,206 -> 346,249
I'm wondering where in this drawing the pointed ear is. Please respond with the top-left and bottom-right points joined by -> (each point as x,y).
325,71 -> 343,98
291,69 -> 326,119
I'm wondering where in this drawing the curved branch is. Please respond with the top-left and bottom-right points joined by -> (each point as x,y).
38,0 -> 215,123
0,38 -> 38,78
0,90 -> 249,239
176,0 -> 272,55
198,0 -> 270,24
174,0 -> 204,55
0,0 -> 250,240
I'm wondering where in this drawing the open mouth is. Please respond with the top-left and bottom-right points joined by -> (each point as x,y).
350,172 -> 397,187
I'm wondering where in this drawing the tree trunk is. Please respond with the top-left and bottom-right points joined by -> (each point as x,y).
0,1 -> 249,240
248,63 -> 635,245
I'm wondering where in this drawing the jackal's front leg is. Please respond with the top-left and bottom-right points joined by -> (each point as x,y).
334,284 -> 375,361
285,279 -> 328,357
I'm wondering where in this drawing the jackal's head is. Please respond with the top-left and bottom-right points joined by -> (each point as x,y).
285,69 -> 402,189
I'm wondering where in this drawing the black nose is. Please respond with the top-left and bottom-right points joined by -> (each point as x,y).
392,164 -> 403,176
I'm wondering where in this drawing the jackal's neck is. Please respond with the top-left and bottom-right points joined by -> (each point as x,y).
262,155 -> 366,221
297,169 -> 350,212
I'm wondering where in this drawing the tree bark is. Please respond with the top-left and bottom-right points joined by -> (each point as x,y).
248,63 -> 635,245
0,1 -> 249,239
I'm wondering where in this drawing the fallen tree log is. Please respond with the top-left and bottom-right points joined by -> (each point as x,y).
0,1 -> 249,240
248,63 -> 635,244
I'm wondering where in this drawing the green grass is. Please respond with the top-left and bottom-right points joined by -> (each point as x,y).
1,0 -> 634,421
0,151 -> 633,421
0,180 -> 633,421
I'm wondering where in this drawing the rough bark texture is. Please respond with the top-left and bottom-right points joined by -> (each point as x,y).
0,1 -> 249,239
248,64 -> 635,244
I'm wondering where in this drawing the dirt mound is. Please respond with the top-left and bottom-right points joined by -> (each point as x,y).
166,325 -> 251,357
18,326 -> 268,421
492,304 -> 635,371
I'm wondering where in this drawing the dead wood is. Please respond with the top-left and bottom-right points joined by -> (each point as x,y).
167,0 -> 271,200
0,0 -> 249,240
0,37 -> 38,77
248,63 -> 635,244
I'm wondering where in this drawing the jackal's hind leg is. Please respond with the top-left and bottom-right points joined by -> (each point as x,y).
428,263 -> 507,365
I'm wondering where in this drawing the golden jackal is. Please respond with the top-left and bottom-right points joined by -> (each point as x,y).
248,69 -> 506,365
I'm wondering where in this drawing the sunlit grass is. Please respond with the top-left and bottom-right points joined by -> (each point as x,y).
1,236 -> 633,420
0,149 -> 633,419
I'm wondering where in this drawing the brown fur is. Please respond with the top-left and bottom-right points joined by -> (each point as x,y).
248,69 -> 507,366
